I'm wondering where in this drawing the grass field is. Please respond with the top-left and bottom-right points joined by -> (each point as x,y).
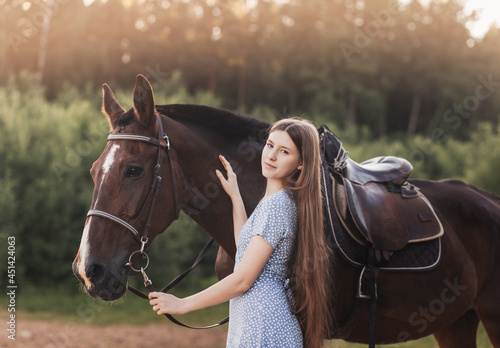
2,285 -> 492,347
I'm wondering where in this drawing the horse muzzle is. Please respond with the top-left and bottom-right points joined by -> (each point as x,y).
72,256 -> 130,301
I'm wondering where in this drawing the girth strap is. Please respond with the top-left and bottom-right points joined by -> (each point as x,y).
368,246 -> 377,348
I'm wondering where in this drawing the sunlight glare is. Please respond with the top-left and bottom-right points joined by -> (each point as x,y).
211,26 -> 222,41
399,0 -> 500,38
463,0 -> 500,38
122,0 -> 133,8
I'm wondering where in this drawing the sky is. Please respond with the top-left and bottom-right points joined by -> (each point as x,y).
462,0 -> 500,38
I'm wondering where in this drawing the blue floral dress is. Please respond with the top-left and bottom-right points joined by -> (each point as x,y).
226,189 -> 303,347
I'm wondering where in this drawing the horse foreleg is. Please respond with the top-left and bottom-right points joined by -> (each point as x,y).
433,309 -> 479,348
215,246 -> 234,280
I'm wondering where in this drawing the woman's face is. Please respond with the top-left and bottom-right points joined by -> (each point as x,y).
261,130 -> 301,183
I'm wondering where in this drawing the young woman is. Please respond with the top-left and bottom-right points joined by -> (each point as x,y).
149,118 -> 333,347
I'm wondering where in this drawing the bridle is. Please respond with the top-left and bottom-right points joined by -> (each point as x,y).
87,113 -> 180,265
86,113 -> 228,329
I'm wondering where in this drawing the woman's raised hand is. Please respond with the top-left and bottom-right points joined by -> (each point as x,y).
215,155 -> 241,200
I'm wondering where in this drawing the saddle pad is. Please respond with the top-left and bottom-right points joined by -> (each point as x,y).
322,162 -> 442,271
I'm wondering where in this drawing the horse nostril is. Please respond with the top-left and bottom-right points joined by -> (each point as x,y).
86,263 -> 106,286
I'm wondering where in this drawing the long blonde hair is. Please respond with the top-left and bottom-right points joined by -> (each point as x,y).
269,118 -> 333,348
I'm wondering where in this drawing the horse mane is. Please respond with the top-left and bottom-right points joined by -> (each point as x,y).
157,104 -> 270,141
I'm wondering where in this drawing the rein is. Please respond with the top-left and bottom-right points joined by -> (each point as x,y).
86,114 -> 228,329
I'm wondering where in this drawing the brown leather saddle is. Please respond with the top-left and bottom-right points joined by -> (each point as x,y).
320,126 -> 443,260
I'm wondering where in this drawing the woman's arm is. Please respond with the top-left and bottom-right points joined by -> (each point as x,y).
215,155 -> 247,244
149,235 -> 273,315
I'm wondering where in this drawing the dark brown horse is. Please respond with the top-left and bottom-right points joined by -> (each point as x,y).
73,75 -> 500,347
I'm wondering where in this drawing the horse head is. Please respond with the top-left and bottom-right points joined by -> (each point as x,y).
72,75 -> 179,301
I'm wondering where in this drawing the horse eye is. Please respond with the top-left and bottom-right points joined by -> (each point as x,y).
125,166 -> 143,178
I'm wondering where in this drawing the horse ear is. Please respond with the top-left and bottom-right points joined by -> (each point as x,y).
133,74 -> 156,128
102,83 -> 125,131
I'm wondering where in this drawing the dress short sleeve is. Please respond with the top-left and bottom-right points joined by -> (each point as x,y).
250,190 -> 296,249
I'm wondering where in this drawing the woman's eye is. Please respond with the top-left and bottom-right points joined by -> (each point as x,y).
267,143 -> 274,148
125,166 -> 143,178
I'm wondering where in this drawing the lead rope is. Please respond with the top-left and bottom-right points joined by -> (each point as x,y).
127,238 -> 229,329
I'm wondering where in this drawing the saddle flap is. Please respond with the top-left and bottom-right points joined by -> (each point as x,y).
344,180 -> 409,250
339,178 -> 444,251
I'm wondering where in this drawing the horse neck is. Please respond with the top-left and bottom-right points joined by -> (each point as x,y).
161,112 -> 266,257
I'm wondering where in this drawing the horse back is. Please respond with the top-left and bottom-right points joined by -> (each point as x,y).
410,178 -> 500,281
410,178 -> 500,225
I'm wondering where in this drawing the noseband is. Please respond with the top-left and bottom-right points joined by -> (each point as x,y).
87,113 -> 180,271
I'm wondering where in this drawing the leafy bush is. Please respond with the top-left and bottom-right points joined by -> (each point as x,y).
1,75 -> 499,294
463,122 -> 500,194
